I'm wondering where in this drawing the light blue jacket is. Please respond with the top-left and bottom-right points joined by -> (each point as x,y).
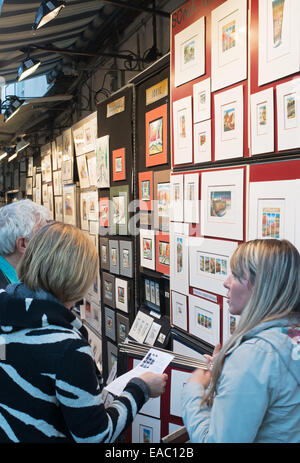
181,318 -> 300,443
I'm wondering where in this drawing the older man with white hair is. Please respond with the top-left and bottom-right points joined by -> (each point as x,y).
0,199 -> 49,289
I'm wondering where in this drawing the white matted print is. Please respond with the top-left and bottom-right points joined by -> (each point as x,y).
223,297 -> 240,344
250,88 -> 274,155
170,369 -> 191,417
96,135 -> 110,188
276,78 -> 300,151
184,173 -> 199,223
188,295 -> 220,346
214,85 -> 244,161
193,78 -> 211,123
173,96 -> 193,165
189,237 -> 238,297
63,184 -> 77,226
258,0 -> 300,86
140,229 -> 155,270
115,278 -> 129,313
76,155 -> 90,189
174,16 -> 205,88
132,414 -> 161,444
248,179 -> 296,244
194,120 -> 211,164
170,222 -> 189,295
171,291 -> 188,332
201,168 -> 244,241
129,311 -> 153,344
170,174 -> 184,222
211,0 -> 247,92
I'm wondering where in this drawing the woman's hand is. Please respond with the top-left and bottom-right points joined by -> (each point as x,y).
187,368 -> 211,389
203,342 -> 221,370
139,372 -> 168,398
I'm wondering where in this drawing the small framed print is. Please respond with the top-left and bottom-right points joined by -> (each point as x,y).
105,306 -> 116,342
132,414 -> 161,444
88,191 -> 99,221
184,173 -> 199,224
201,168 -> 244,241
170,369 -> 192,417
119,240 -> 133,278
258,0 -> 300,86
214,85 -> 244,161
189,237 -> 238,297
150,281 -> 156,304
140,229 -> 155,270
173,96 -> 193,165
63,184 -> 77,226
174,16 -> 205,88
171,291 -> 188,332
41,153 -> 52,184
139,171 -> 153,211
145,104 -> 168,167
154,170 -> 171,231
54,196 -> 63,222
62,128 -> 73,161
80,192 -> 89,231
222,297 -> 240,344
170,174 -> 184,222
250,88 -> 274,155
156,232 -> 170,275
62,159 -> 73,184
42,183 -> 48,205
211,0 -> 247,92
144,322 -> 161,346
76,154 -> 90,189
56,135 -> 63,169
26,177 -> 33,196
112,148 -> 126,182
116,313 -> 129,344
276,78 -> 300,151
115,277 -> 129,313
107,341 -> 118,377
194,120 -> 211,164
193,78 -> 211,123
53,170 -> 62,196
99,196 -> 109,227
110,185 -> 129,235
27,156 -> 33,177
188,294 -> 220,346
72,125 -> 85,157
170,222 -> 189,295
128,310 -> 153,344
96,135 -> 110,188
86,153 -> 97,187
102,272 -> 115,308
109,239 -> 120,275
47,185 -> 54,220
100,238 -> 110,271
51,141 -> 57,171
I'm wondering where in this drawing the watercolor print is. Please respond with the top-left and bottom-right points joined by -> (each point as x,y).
261,207 -> 280,238
210,190 -> 231,218
96,136 -> 109,188
222,19 -> 236,53
284,93 -> 297,129
122,249 -> 130,268
257,102 -> 268,135
115,156 -> 123,173
140,425 -> 153,444
149,117 -> 163,155
111,248 -> 117,267
101,244 -> 108,263
223,106 -> 235,133
196,309 -> 212,330
178,109 -> 187,148
141,180 -> 151,201
104,280 -> 113,300
143,238 -> 153,260
118,286 -> 125,304
199,253 -> 227,276
157,182 -> 170,219
159,241 -> 170,266
113,195 -> 125,225
183,37 -> 195,66
64,193 -> 73,216
187,182 -> 195,201
272,0 -> 285,48
176,237 -> 183,274
174,183 -> 180,201
100,198 -> 109,227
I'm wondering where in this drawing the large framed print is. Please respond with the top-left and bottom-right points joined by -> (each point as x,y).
140,229 -> 155,270
96,135 -> 110,188
277,78 -> 300,151
250,88 -> 274,155
115,277 -> 129,313
139,171 -> 153,211
156,232 -> 170,275
248,179 -> 297,244
171,291 -> 188,332
211,0 -> 247,92
174,16 -> 205,88
105,306 -> 116,342
80,192 -> 89,230
109,185 -> 129,235
189,237 -> 238,297
170,174 -> 183,222
116,313 -> 130,344
102,272 -> 115,308
184,173 -> 199,224
76,155 -> 90,189
112,148 -> 126,182
170,222 -> 189,295
201,168 -> 244,241
193,78 -> 211,123
154,170 -> 171,231
173,96 -> 193,165
189,295 -> 221,346
63,184 -> 77,226
194,120 -> 211,164
120,240 -> 133,278
100,238 -> 110,271
258,0 -> 300,86
109,239 -> 120,275
170,369 -> 192,417
223,297 -> 240,343
214,85 -> 244,161
132,414 -> 161,444
145,104 -> 168,167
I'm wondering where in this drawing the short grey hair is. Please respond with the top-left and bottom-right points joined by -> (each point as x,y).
0,199 -> 50,256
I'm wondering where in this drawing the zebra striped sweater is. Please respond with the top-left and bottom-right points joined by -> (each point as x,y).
0,289 -> 149,443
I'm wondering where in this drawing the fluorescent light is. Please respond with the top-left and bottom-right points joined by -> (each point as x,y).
33,1 -> 66,30
0,152 -> 7,162
4,98 -> 24,123
17,57 -> 41,82
16,138 -> 30,153
8,153 -> 17,162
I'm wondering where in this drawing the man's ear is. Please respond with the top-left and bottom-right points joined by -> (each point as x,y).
15,237 -> 27,255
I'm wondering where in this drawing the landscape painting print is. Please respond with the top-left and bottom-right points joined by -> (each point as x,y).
143,238 -> 153,260
183,38 -> 195,65
149,117 -> 163,155
223,107 -> 235,133
96,135 -> 110,188
210,191 -> 231,218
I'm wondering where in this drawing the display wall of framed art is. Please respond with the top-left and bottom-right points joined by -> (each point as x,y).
276,78 -> 300,152
250,88 -> 274,155
140,228 -> 155,270
188,294 -> 220,346
145,104 -> 168,167
153,169 -> 171,231
172,96 -> 193,165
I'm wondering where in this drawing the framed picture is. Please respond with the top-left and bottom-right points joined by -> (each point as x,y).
145,104 -> 168,167
96,135 -> 110,188
99,196 -> 109,227
174,16 -> 205,87
41,153 -> 52,183
170,222 -> 189,295
154,170 -> 171,231
54,196 -> 63,222
222,297 -> 240,344
27,156 -> 33,177
171,291 -> 188,332
26,177 -> 32,195
201,168 -> 244,240
132,414 -> 161,444
115,277 -> 129,313
87,153 -> 97,187
156,232 -> 170,275
62,159 -> 73,184
188,294 -> 221,346
102,272 -> 115,308
214,85 -> 244,161
107,341 -> 118,377
139,171 -> 153,211
128,310 -> 153,344
51,141 -> 57,171
84,119 -> 96,153
193,78 -> 211,123
194,120 -> 211,164
62,128 -> 73,161
109,239 -> 120,275
258,0 -> 300,86
248,179 -> 297,244
144,322 -> 162,346
119,240 -> 133,278
184,173 -> 199,224
76,155 -> 90,189
87,191 -> 98,221
55,135 -> 63,170
173,96 -> 193,165
109,185 -> 129,235
72,125 -> 85,157
170,174 -> 184,222
80,192 -> 89,230
47,185 -> 54,220
63,184 -> 77,226
105,306 -> 116,342
116,313 -> 130,344
170,369 -> 192,417
100,238 -> 110,271
89,220 -> 98,236
35,174 -> 41,204
53,170 -> 62,196
277,78 -> 300,151
189,237 -> 238,297
211,0 -> 247,91
112,148 -> 126,182
140,229 -> 155,270
250,88 -> 274,155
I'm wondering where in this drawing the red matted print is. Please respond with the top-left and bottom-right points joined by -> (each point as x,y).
156,232 -> 170,275
99,196 -> 109,227
112,148 -> 126,181
139,171 -> 153,211
145,104 -> 168,167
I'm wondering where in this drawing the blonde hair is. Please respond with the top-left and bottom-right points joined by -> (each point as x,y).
17,222 -> 99,304
203,239 -> 300,407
